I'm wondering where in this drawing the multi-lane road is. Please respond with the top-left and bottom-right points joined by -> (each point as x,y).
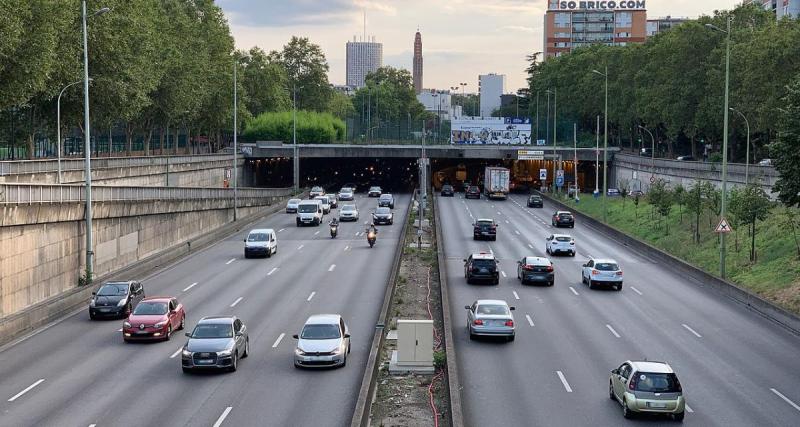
0,194 -> 409,427
439,193 -> 800,426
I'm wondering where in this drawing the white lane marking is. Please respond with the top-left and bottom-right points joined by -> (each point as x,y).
514,230 -> 521,235
170,347 -> 182,358
771,388 -> 800,412
525,314 -> 535,327
297,244 -> 304,250
213,406 -> 233,427
267,267 -> 278,276
496,211 -> 501,215
630,286 -> 643,296
556,371 -> 573,393
505,220 -> 510,224
117,328 -> 122,332
569,287 -> 579,296
328,264 -> 336,272
344,245 -> 350,251
488,246 -> 494,255
8,379 -> 45,402
278,228 -> 285,233
230,297 -> 243,308
685,404 -> 694,413
585,253 -> 593,259
355,232 -> 361,237
272,333 -> 285,348
606,324 -> 621,338
183,282 -> 198,292
501,271 -> 507,278
314,231 -> 320,236
513,291 -> 520,300
682,324 -> 702,338
307,292 -> 316,302
89,424 -> 97,427
225,258 -> 235,265
528,244 -> 534,249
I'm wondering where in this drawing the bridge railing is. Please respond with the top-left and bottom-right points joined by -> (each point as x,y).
0,154 -> 236,176
0,183 -> 292,204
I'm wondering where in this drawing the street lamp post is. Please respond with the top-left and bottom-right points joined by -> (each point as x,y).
233,62 -> 238,220
57,79 -> 85,184
638,125 -> 656,171
80,1 -> 109,283
292,85 -> 300,193
553,87 -> 558,195
706,17 -> 733,279
730,107 -> 751,184
545,90 -> 552,191
573,123 -> 578,202
595,116 -> 600,194
591,67 -> 609,222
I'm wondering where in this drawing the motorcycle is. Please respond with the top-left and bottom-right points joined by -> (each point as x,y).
367,229 -> 377,248
329,221 -> 338,239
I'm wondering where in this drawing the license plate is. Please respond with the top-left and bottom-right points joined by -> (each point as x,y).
647,402 -> 667,408
196,359 -> 213,364
99,308 -> 110,312
135,331 -> 149,335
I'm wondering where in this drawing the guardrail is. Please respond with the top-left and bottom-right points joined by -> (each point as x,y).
0,154 -> 235,176
0,183 -> 291,204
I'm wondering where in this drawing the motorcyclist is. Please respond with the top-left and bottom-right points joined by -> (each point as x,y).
329,218 -> 339,238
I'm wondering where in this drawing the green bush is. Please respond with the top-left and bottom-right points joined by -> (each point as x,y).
243,110 -> 346,143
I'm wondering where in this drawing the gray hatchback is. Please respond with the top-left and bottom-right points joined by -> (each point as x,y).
181,316 -> 249,373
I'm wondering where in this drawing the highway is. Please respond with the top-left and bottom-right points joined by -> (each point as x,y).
438,192 -> 800,427
0,193 -> 409,427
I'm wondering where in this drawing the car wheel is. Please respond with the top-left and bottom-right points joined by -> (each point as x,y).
609,382 -> 615,400
273,246 -> 277,255
266,248 -> 271,258
549,281 -> 554,287
673,412 -> 685,422
492,236 -> 497,241
466,278 -> 472,285
179,315 -> 185,330
469,332 -> 475,341
570,225 -> 574,228
616,283 -> 623,291
242,339 -> 249,358
588,280 -> 596,290
341,353 -> 347,367
230,352 -> 238,372
296,220 -> 301,227
182,367 -> 192,374
89,313 -> 96,320
622,399 -> 633,419
494,278 -> 500,285
165,324 -> 173,341
508,335 -> 515,342
570,251 -> 575,257
244,253 -> 250,259
546,247 -> 550,255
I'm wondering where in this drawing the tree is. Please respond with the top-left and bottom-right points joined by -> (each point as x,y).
327,90 -> 355,121
647,179 -> 673,234
685,181 -> 714,243
239,47 -> 290,118
268,36 -> 332,112
673,184 -> 686,222
729,183 -> 771,261
618,178 -> 630,208
772,75 -> 800,207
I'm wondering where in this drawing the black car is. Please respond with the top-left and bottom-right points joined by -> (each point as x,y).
517,256 -> 555,286
441,185 -> 455,197
473,219 -> 497,241
89,281 -> 145,319
182,316 -> 249,373
464,253 -> 500,285
552,211 -> 575,228
372,207 -> 394,225
378,194 -> 395,209
465,186 -> 481,199
527,195 -> 543,208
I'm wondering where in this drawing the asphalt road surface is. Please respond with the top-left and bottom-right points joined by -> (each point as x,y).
438,192 -> 800,427
0,193 -> 409,427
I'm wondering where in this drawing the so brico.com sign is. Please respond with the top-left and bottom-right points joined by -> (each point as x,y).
555,1 -> 646,10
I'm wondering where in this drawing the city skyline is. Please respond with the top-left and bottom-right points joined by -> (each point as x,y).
219,0 -> 742,92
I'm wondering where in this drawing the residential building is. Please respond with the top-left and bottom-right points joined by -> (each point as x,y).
413,30 -> 423,94
647,16 -> 688,37
750,0 -> 800,18
346,37 -> 383,88
417,90 -> 460,120
479,74 -> 505,117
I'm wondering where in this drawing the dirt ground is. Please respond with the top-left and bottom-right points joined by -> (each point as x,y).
369,201 -> 451,427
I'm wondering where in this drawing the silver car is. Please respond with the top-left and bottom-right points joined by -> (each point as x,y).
609,360 -> 686,421
581,258 -> 623,290
465,299 -> 515,341
181,316 -> 249,373
338,188 -> 354,201
293,314 -> 351,368
285,198 -> 301,213
339,204 -> 359,221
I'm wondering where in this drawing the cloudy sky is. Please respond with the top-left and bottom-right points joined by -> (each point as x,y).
219,0 -> 741,92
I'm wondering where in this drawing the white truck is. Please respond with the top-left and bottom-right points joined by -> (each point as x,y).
484,167 -> 510,200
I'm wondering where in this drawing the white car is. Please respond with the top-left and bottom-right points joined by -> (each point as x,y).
285,198 -> 301,214
546,234 -> 576,257
338,204 -> 359,221
293,314 -> 350,368
314,195 -> 331,214
581,258 -> 623,290
309,186 -> 325,198
338,188 -> 354,201
244,229 -> 277,258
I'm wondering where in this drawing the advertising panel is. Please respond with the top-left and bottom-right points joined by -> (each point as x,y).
551,1 -> 646,10
450,117 -> 532,145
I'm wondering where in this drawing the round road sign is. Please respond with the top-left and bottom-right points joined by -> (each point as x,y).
650,176 -> 656,184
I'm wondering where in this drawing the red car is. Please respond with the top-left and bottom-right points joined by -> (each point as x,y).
123,297 -> 185,342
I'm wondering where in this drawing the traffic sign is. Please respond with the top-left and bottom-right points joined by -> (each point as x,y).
650,176 -> 656,184
556,169 -> 564,178
715,218 -> 733,234
536,139 -> 546,146
556,176 -> 564,187
539,169 -> 547,180
518,150 -> 544,160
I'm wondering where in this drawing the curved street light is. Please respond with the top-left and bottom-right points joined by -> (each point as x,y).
57,78 -> 91,183
591,67 -> 609,222
729,107 -> 751,184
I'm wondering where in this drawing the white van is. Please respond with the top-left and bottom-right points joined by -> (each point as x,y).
296,200 -> 324,226
314,195 -> 331,214
244,229 -> 277,258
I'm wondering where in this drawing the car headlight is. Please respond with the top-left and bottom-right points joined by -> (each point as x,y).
154,321 -> 166,329
331,347 -> 343,355
182,349 -> 192,357
123,321 -> 131,328
117,298 -> 128,307
218,348 -> 233,357
294,348 -> 306,356
89,298 -> 96,307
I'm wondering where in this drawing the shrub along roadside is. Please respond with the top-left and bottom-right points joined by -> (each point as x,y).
558,187 -> 800,315
242,110 -> 345,143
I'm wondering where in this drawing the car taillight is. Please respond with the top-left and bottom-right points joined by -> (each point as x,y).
490,226 -> 496,231
504,320 -> 514,327
591,269 -> 600,275
473,319 -> 484,325
546,266 -> 554,272
523,265 -> 534,271
616,271 -> 623,276
629,375 -> 638,391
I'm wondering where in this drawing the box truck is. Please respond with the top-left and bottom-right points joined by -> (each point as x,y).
484,167 -> 510,200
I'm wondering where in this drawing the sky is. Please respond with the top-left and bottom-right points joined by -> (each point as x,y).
218,0 -> 742,93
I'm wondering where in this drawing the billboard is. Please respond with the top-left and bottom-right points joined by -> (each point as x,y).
551,1 -> 646,10
450,117 -> 532,145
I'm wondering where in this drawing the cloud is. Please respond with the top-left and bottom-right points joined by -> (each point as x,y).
353,0 -> 397,15
498,25 -> 538,33
219,0 -> 356,27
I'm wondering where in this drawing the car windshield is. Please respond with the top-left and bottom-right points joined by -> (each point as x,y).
443,185 -> 453,190
370,187 -> 380,191
380,195 -> 391,200
340,188 -> 351,193
288,199 -> 300,205
97,284 -> 128,296
468,186 -> 479,192
311,187 -> 322,192
635,372 -> 681,393
477,221 -> 494,227
133,302 -> 168,315
191,323 -> 233,338
247,233 -> 268,242
530,196 -> 541,201
342,205 -> 356,212
559,213 -> 573,218
477,304 -> 509,315
472,259 -> 495,268
555,236 -> 572,242
298,204 -> 318,213
595,263 -> 619,271
301,324 -> 341,340
376,207 -> 390,214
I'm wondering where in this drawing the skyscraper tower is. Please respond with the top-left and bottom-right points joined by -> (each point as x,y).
413,30 -> 423,94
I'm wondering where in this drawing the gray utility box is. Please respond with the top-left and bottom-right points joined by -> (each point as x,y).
389,319 -> 434,374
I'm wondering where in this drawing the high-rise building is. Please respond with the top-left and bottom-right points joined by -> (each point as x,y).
647,16 -> 688,37
346,37 -> 383,88
749,0 -> 800,19
479,74 -> 505,117
543,0 -> 647,58
413,30 -> 423,94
